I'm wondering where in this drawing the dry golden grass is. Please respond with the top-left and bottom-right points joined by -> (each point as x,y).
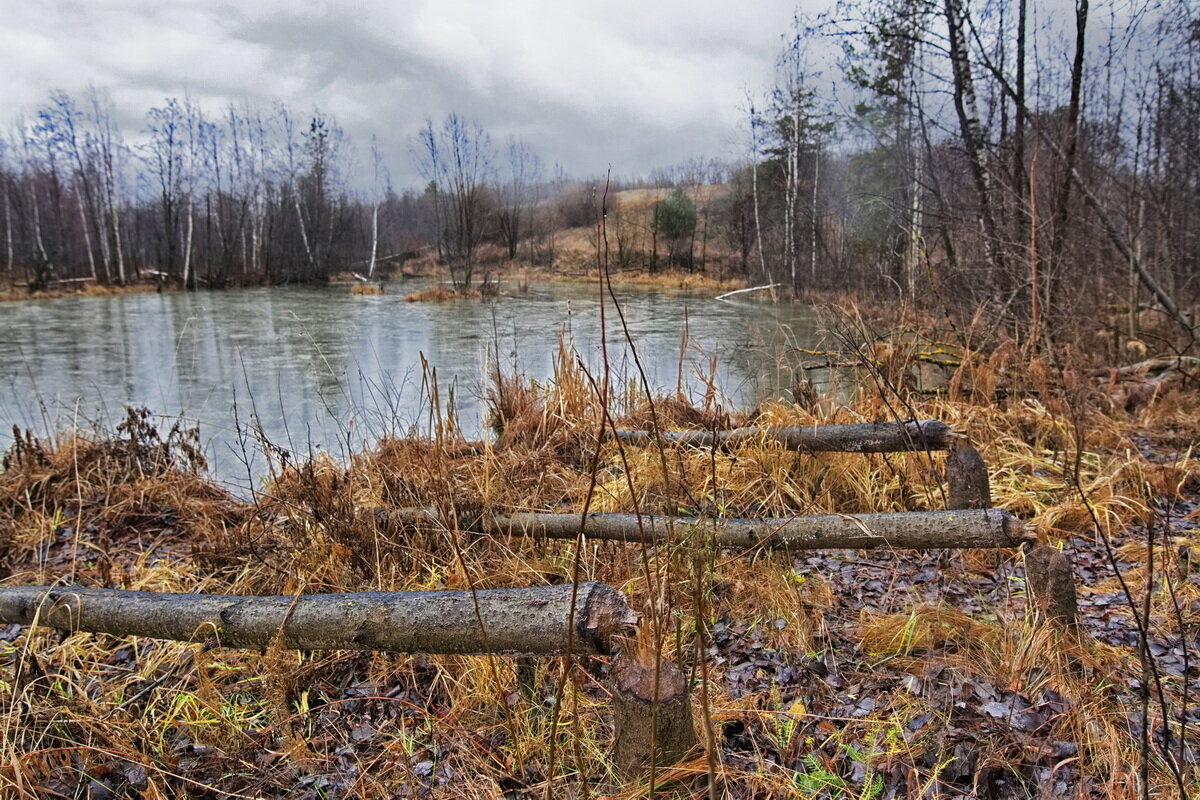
0,331 -> 1197,797
0,280 -> 165,303
403,286 -> 483,302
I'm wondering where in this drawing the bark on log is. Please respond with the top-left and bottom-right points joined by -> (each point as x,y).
946,441 -> 992,510
609,654 -> 697,779
0,582 -> 635,656
388,508 -> 1031,550
610,419 -> 953,453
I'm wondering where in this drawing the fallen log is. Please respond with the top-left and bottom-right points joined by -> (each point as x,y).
610,419 -> 953,452
1091,356 -> 1200,378
386,507 -> 1031,550
0,582 -> 634,656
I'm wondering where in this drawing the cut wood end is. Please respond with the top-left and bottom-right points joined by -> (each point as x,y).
609,652 -> 698,779
581,583 -> 637,654
612,653 -> 687,703
997,512 -> 1035,545
1024,545 -> 1080,629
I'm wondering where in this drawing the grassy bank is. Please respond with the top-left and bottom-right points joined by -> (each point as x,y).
0,325 -> 1197,797
0,279 -> 166,303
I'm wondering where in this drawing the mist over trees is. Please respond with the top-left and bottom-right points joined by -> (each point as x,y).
1,0 -> 1196,348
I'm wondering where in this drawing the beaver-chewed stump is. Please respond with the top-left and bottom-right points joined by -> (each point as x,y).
608,653 -> 697,780
946,440 -> 992,510
1025,545 -> 1080,631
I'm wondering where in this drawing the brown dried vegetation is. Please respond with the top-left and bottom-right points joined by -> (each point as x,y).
0,334 -> 1198,798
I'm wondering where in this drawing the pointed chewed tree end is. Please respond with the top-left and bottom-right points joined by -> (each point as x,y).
1025,544 -> 1080,631
946,439 -> 992,510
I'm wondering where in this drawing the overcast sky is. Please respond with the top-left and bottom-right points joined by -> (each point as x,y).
2,0 -> 817,189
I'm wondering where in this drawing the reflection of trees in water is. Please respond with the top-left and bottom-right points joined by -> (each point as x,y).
699,300 -> 827,405
154,288 -> 362,473
1,286 -> 826,484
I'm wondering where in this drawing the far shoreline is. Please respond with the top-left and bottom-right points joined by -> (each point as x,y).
1,263 -> 752,305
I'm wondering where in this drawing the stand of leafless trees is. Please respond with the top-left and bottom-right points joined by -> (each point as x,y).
1,2 -> 1195,353
726,0 -> 1198,350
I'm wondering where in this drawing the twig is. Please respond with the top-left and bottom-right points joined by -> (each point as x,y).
715,283 -> 780,301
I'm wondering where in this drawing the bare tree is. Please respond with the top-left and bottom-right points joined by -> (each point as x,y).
87,88 -> 127,284
38,91 -> 105,283
1041,0 -> 1090,329
277,102 -> 315,276
367,135 -> 388,279
243,103 -> 274,282
416,114 -> 495,288
143,98 -> 185,282
0,135 -> 13,276
944,0 -> 1006,289
497,137 -> 541,262
745,96 -> 771,289
14,118 -> 52,286
178,97 -> 203,290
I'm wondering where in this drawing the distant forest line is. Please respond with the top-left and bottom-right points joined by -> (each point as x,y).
1,1 -> 1196,349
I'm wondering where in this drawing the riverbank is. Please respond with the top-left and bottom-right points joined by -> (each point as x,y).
1,262 -> 745,305
0,278 -> 164,302
1,341 -> 1196,797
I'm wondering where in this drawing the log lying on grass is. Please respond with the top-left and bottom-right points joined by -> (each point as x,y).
0,582 -> 698,779
389,507 -> 1031,550
611,419 -> 953,452
0,582 -> 635,656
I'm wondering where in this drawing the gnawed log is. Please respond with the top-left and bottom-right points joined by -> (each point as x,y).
0,582 -> 635,656
609,654 -> 697,779
386,507 -> 1031,550
610,419 -> 953,452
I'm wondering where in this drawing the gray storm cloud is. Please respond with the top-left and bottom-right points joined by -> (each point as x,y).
0,0 -> 804,186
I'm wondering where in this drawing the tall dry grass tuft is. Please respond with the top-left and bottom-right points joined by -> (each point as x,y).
485,336 -> 597,469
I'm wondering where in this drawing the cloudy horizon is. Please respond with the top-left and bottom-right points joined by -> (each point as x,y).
2,1 -> 815,189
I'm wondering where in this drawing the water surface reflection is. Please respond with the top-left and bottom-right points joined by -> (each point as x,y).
1,282 -> 825,489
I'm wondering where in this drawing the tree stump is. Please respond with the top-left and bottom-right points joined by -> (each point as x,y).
609,653 -> 696,780
1025,545 -> 1080,630
946,440 -> 992,510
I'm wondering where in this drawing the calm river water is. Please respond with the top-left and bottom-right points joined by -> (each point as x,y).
1,281 -> 825,490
